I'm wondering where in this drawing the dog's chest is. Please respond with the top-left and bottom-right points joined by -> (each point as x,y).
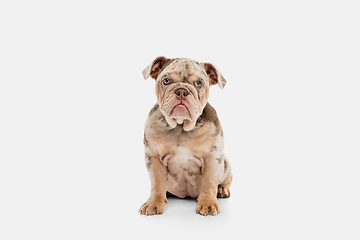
162,147 -> 203,198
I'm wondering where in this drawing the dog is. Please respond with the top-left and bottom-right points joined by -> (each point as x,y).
139,56 -> 232,216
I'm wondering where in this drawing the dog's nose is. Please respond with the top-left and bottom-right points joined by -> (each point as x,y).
175,88 -> 189,98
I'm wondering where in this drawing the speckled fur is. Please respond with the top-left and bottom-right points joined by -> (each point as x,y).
139,57 -> 232,216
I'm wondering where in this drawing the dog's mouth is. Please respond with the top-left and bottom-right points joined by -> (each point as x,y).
170,103 -> 191,119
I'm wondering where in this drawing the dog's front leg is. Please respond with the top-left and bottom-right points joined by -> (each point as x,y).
196,155 -> 222,216
139,154 -> 167,215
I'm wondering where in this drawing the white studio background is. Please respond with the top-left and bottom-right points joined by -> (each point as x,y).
1,0 -> 359,239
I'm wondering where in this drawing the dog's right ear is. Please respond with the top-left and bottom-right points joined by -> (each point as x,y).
142,56 -> 168,80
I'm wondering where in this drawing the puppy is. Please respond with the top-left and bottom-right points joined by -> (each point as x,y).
139,56 -> 232,216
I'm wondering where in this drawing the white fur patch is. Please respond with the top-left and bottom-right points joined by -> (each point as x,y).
165,147 -> 203,198
172,147 -> 203,167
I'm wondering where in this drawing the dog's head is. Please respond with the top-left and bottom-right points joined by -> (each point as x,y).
142,56 -> 226,131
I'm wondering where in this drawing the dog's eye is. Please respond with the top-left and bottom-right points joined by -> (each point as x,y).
163,78 -> 171,85
194,80 -> 203,88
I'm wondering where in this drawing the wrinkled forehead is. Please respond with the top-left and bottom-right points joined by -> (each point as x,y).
160,58 -> 207,80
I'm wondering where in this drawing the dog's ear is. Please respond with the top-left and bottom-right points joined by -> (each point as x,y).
203,63 -> 227,89
142,56 -> 168,80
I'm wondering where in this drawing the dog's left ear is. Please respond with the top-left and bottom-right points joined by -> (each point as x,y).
203,63 -> 227,89
142,56 -> 168,80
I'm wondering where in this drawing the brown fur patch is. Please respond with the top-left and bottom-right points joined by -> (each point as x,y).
143,133 -> 149,147
149,103 -> 159,116
145,153 -> 152,170
196,103 -> 222,134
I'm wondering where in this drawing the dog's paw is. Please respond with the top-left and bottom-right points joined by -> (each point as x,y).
139,198 -> 167,216
196,195 -> 220,216
217,186 -> 230,198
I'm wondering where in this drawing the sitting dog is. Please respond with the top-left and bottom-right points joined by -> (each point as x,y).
139,56 -> 232,216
